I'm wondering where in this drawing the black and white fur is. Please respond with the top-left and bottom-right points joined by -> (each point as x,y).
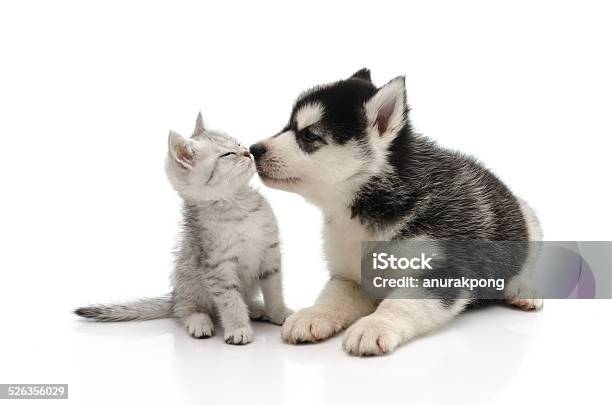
75,113 -> 290,345
250,69 -> 542,356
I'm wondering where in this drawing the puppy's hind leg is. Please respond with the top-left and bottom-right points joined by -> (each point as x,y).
508,198 -> 544,311
505,277 -> 544,311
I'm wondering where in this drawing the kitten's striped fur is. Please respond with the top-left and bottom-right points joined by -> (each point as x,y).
75,113 -> 290,344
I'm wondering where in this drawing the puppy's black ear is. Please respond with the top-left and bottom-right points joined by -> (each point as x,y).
364,76 -> 407,140
349,68 -> 372,82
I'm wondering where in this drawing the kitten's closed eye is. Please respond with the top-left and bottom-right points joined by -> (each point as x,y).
220,152 -> 236,158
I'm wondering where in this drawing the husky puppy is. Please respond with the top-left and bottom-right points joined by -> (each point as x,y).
75,113 -> 290,345
250,69 -> 542,355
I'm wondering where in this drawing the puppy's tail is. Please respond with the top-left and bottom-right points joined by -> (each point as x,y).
74,295 -> 173,322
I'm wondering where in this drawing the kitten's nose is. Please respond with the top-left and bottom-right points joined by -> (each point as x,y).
243,150 -> 251,158
249,143 -> 267,160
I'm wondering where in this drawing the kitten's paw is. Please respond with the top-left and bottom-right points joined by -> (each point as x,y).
184,313 -> 214,339
281,307 -> 343,343
507,298 -> 544,311
224,326 -> 253,345
266,307 -> 293,326
250,303 -> 292,325
342,316 -> 401,356
249,304 -> 267,321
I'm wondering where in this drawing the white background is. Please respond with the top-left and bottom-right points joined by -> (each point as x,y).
1,1 -> 611,404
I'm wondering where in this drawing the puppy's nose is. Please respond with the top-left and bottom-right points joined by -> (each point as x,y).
249,143 -> 267,160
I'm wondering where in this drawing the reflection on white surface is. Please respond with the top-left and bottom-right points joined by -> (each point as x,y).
65,305 -> 542,405
1,299 -> 610,405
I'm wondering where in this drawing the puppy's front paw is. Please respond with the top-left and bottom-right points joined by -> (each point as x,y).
281,307 -> 343,343
342,316 -> 401,356
224,326 -> 253,345
184,313 -> 214,339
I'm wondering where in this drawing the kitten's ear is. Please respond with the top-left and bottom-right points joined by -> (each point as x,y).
364,76 -> 407,140
192,111 -> 205,137
168,131 -> 196,169
349,68 -> 372,82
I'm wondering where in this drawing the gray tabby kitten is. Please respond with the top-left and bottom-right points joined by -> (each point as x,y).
75,113 -> 290,345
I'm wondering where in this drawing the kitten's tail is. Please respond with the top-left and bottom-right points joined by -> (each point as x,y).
74,295 -> 172,322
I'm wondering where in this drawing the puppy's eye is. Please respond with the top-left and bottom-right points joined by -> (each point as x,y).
220,152 -> 236,158
302,128 -> 320,142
